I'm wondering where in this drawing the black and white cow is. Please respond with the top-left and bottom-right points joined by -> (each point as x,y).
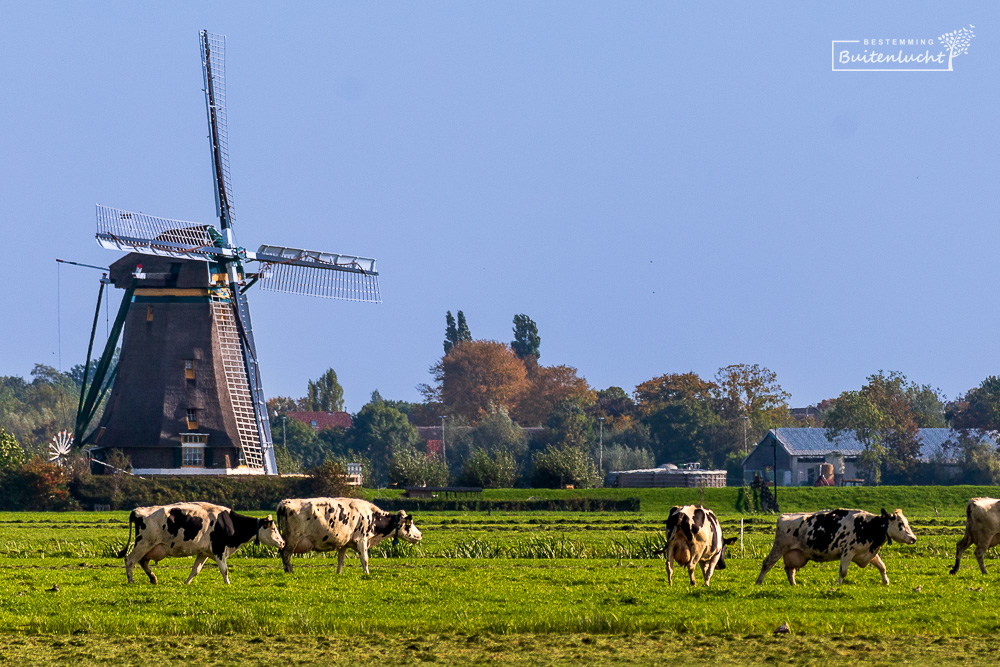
950,497 -> 1000,575
657,505 -> 737,586
117,502 -> 284,584
756,508 -> 916,586
277,497 -> 423,575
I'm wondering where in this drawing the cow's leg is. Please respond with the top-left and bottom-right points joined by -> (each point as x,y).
124,551 -> 137,584
951,530 -> 973,575
337,547 -> 349,574
836,555 -> 852,585
870,554 -> 889,585
280,543 -> 295,574
185,555 -> 209,584
359,545 -> 371,575
217,557 -> 231,585
703,555 -> 721,587
665,556 -> 674,586
756,545 -> 784,585
138,557 -> 157,585
974,543 -> 990,575
783,550 -> 807,586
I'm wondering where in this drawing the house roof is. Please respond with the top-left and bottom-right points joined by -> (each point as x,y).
760,427 -> 997,461
287,411 -> 352,430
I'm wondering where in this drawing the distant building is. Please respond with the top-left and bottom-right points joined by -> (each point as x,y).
742,428 -> 992,486
606,463 -> 727,488
287,411 -> 352,431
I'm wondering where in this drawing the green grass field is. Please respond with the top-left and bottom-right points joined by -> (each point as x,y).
0,486 -> 998,665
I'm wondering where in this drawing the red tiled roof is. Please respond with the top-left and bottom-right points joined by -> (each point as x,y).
287,411 -> 352,430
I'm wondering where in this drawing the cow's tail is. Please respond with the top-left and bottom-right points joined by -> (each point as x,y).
116,510 -> 136,558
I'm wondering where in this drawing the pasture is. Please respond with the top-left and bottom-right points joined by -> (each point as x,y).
0,487 -> 998,665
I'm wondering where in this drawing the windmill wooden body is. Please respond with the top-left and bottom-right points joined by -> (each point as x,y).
79,32 -> 379,475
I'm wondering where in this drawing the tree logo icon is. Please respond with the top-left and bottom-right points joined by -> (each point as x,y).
938,25 -> 975,71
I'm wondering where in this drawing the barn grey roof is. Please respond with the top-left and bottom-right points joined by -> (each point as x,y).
761,428 -> 997,462
770,428 -> 863,456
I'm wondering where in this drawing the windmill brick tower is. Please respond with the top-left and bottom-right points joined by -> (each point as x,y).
76,32 -> 380,475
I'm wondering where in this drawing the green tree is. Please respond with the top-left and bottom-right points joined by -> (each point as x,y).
0,427 -> 24,471
634,372 -> 722,466
266,396 -> 300,422
459,448 -> 519,488
531,443 -> 602,488
714,364 -> 792,437
388,445 -> 449,487
602,443 -> 654,473
825,371 -> 921,484
283,419 -> 327,469
908,383 -> 947,427
947,377 -> 1000,430
273,445 -> 303,475
348,398 -> 421,485
456,311 -> 472,344
443,311 -> 458,355
443,310 -> 472,355
303,368 -> 344,412
511,314 -> 541,360
945,431 -> 1000,485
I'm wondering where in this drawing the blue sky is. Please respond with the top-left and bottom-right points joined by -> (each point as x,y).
1,2 -> 997,412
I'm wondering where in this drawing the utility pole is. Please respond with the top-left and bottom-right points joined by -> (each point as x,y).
598,416 -> 605,472
439,415 -> 448,465
281,415 -> 287,448
742,415 -> 749,454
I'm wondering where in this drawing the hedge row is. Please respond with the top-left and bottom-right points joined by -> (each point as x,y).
370,497 -> 641,513
68,475 -> 335,512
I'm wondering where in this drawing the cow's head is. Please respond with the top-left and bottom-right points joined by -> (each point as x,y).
394,511 -> 423,544
882,508 -> 916,545
716,536 -> 739,570
256,515 -> 285,549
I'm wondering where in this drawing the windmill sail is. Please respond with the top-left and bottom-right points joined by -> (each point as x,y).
201,30 -> 235,231
96,205 -> 222,261
255,245 -> 381,302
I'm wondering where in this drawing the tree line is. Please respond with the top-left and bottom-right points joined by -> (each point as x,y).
4,312 -> 1000,488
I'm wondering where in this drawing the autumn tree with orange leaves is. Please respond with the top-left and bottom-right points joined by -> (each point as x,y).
514,364 -> 594,425
439,341 -> 530,422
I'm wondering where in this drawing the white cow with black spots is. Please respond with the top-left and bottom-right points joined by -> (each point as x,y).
756,508 -> 916,586
117,502 -> 284,584
657,505 -> 737,586
277,497 -> 422,575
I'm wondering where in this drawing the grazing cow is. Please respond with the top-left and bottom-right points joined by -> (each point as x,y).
756,508 -> 916,586
950,497 -> 1000,575
117,502 -> 284,584
277,497 -> 423,575
657,505 -> 737,586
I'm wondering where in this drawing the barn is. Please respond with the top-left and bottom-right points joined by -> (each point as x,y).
742,427 -> 994,486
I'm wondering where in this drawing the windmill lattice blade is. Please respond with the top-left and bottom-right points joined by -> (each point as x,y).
259,263 -> 381,302
201,30 -> 235,226
254,244 -> 381,302
96,205 -> 221,261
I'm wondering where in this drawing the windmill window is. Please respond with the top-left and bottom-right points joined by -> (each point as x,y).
186,409 -> 199,430
182,446 -> 205,467
146,306 -> 154,322
181,434 -> 208,445
184,359 -> 196,380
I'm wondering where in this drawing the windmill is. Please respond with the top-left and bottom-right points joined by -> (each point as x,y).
75,31 -> 380,476
48,431 -> 73,467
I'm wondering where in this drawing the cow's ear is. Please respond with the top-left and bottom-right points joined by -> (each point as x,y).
724,536 -> 738,545
881,508 -> 889,518
405,516 -> 413,526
